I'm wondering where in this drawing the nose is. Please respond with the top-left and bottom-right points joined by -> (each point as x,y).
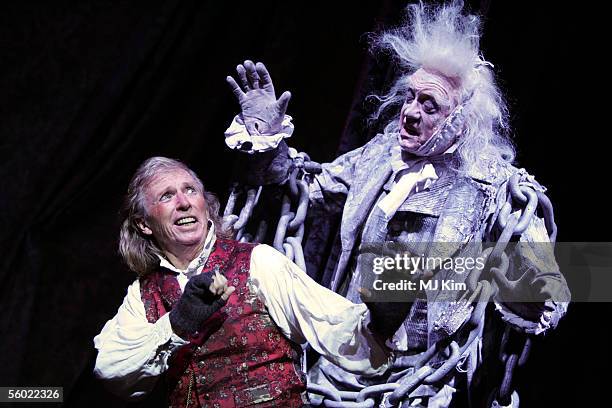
403,102 -> 420,122
175,192 -> 191,210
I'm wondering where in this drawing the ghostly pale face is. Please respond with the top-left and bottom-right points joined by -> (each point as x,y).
139,169 -> 208,255
398,69 -> 459,152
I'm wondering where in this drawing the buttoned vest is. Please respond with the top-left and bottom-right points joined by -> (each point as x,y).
140,239 -> 306,407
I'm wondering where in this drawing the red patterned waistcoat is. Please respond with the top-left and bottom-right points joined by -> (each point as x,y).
140,239 -> 307,407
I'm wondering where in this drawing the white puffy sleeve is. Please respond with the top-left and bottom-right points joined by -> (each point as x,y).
93,279 -> 189,399
249,244 -> 392,377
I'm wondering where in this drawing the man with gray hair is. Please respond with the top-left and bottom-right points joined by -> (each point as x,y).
224,1 -> 570,406
94,156 -> 404,407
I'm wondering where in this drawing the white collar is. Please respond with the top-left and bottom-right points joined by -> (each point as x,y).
378,146 -> 441,218
390,144 -> 424,176
157,221 -> 217,277
390,143 -> 457,176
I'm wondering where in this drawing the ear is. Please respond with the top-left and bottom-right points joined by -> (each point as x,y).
202,199 -> 210,222
136,219 -> 153,236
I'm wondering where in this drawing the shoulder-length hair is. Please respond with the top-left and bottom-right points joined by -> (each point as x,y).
118,156 -> 231,276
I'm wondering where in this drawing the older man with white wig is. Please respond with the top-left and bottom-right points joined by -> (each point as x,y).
225,1 -> 570,406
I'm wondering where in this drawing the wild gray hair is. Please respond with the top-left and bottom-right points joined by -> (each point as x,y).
369,0 -> 515,174
119,156 -> 230,276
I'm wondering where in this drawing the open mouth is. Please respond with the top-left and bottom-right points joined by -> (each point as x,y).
401,128 -> 419,139
175,216 -> 197,226
401,116 -> 419,137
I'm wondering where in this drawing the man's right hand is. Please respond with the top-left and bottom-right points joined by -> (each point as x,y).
208,271 -> 235,301
360,287 -> 413,341
226,60 -> 291,136
169,272 -> 235,338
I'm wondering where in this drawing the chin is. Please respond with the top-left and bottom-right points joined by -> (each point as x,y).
398,133 -> 421,150
177,232 -> 205,246
398,140 -> 420,152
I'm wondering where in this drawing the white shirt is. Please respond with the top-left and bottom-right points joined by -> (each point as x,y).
93,226 -> 390,400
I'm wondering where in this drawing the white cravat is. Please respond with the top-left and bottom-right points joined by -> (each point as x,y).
377,148 -> 439,218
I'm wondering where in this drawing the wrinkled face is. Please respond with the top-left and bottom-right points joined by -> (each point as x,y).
398,69 -> 459,152
139,169 -> 208,254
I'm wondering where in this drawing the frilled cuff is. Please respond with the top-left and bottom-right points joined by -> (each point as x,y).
144,313 -> 190,369
494,301 -> 568,335
225,114 -> 294,154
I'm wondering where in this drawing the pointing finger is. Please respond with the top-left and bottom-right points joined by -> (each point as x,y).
215,271 -> 227,286
221,286 -> 236,301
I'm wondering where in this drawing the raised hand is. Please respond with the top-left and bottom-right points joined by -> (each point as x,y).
169,271 -> 235,338
209,271 -> 235,301
226,60 -> 291,136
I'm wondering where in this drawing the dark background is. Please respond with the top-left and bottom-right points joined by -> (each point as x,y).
0,0 -> 607,406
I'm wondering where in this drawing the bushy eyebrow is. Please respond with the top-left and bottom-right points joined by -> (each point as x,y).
406,80 -> 452,107
181,182 -> 202,193
158,188 -> 175,198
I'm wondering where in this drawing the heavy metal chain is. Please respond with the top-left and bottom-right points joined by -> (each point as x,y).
222,153 -> 321,272
308,172 -> 555,407
223,166 -> 553,407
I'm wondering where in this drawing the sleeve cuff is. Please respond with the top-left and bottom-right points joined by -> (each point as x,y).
493,301 -> 564,335
157,312 -> 190,348
142,313 -> 190,370
225,114 -> 294,154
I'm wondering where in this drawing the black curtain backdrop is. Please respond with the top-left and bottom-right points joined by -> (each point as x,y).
0,1 -> 607,407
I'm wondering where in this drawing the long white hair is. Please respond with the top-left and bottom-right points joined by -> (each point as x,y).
370,1 -> 515,174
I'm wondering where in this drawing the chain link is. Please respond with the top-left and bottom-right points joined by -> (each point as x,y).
222,153 -> 320,272
308,173 -> 551,407
223,167 -> 552,407
186,369 -> 194,407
